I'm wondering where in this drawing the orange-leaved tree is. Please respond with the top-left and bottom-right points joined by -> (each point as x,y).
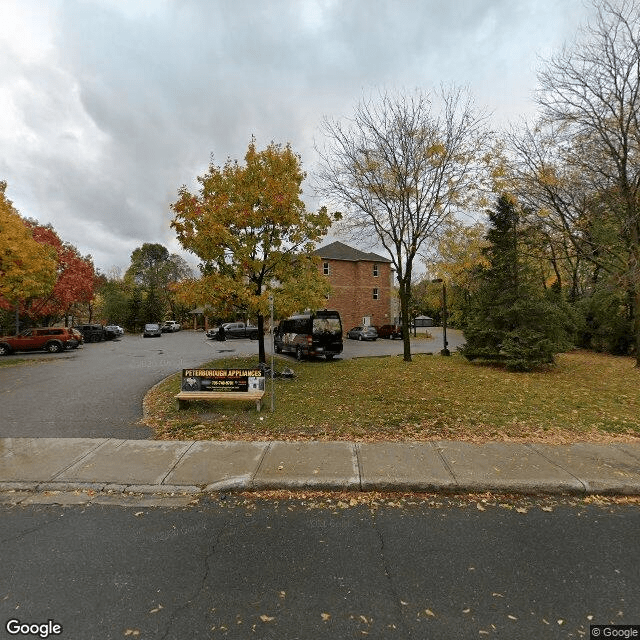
171,139 -> 340,363
0,182 -> 57,332
25,223 -> 96,325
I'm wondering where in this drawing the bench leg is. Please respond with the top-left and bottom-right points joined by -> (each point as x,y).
256,398 -> 261,412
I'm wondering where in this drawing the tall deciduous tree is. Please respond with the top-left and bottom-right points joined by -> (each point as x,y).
171,139 -> 338,364
536,0 -> 640,365
124,243 -> 193,325
26,223 -> 96,325
0,182 -> 57,331
316,88 -> 490,361
422,218 -> 490,327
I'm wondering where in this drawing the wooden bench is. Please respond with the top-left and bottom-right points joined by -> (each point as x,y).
175,390 -> 265,412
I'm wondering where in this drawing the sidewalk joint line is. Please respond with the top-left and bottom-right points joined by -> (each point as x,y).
250,441 -> 272,487
48,438 -> 114,482
429,441 -> 458,486
353,443 -> 363,490
160,441 -> 197,485
524,443 -> 588,493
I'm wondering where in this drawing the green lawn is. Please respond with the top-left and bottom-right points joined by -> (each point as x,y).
143,350 -> 640,443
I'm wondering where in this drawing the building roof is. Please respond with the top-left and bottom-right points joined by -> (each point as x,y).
313,241 -> 391,263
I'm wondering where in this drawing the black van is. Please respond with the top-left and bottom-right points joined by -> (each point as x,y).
274,310 -> 343,361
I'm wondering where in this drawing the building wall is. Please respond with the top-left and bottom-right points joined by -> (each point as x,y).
319,259 -> 394,332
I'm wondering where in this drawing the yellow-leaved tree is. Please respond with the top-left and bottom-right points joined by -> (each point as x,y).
171,140 -> 340,363
0,182 -> 57,332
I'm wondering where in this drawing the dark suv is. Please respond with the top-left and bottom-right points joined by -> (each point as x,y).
74,324 -> 109,343
0,327 -> 80,355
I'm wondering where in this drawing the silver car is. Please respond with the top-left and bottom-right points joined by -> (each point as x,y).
346,326 -> 378,341
143,323 -> 162,337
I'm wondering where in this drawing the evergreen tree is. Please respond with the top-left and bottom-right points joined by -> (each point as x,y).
461,194 -> 574,371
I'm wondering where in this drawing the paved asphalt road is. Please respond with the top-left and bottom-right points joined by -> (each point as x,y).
1,496 -> 638,640
0,329 -> 463,440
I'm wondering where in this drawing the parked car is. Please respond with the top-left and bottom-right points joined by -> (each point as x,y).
206,322 -> 259,340
70,328 -> 84,345
161,320 -> 181,332
346,326 -> 378,341
375,324 -> 403,339
143,323 -> 162,337
74,324 -> 108,343
105,325 -> 124,337
0,327 -> 80,355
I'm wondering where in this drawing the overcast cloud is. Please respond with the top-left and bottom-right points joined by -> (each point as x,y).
1,0 -> 594,273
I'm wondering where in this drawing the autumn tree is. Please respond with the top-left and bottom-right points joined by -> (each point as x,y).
171,139 -> 338,364
534,0 -> 640,365
25,223 -> 96,325
0,182 -> 57,332
422,218 -> 490,327
316,88 -> 490,361
95,271 -> 130,328
124,243 -> 193,325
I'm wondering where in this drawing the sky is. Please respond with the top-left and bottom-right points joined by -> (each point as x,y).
0,0 -> 596,274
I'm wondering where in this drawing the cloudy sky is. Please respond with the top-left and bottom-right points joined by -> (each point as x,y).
1,0 -> 595,273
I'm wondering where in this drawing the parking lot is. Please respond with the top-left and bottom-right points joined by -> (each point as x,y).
0,328 -> 463,439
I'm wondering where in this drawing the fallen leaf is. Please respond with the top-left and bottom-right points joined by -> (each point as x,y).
507,614 -> 517,620
516,507 -> 528,514
492,593 -> 504,598
123,631 -> 140,637
541,506 -> 553,512
557,619 -> 564,625
476,503 -> 486,511
424,609 -> 435,617
259,615 -> 275,623
149,604 -> 163,614
279,591 -> 286,599
134,512 -> 144,517
321,613 -> 331,621
463,608 -> 471,614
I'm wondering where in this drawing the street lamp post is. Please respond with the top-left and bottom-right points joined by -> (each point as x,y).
269,294 -> 275,412
431,278 -> 450,356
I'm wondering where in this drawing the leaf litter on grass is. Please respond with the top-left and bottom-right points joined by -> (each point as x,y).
142,351 -> 640,444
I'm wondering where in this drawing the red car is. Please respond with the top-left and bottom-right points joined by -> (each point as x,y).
0,327 -> 80,355
375,324 -> 403,339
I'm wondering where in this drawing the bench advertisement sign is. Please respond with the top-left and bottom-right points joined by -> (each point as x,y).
181,368 -> 264,393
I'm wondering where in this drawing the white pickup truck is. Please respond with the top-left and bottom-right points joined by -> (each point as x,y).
162,320 -> 181,332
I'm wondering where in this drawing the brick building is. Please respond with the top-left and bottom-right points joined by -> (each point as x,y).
313,241 -> 397,332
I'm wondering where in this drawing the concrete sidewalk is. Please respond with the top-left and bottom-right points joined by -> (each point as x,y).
1,438 -> 640,498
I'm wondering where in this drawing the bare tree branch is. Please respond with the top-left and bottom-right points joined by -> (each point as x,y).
315,87 -> 490,361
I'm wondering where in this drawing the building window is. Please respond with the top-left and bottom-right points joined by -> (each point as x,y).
373,288 -> 379,300
373,264 -> 379,277
323,261 -> 329,275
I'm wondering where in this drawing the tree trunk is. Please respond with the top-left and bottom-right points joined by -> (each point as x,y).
399,280 -> 412,362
